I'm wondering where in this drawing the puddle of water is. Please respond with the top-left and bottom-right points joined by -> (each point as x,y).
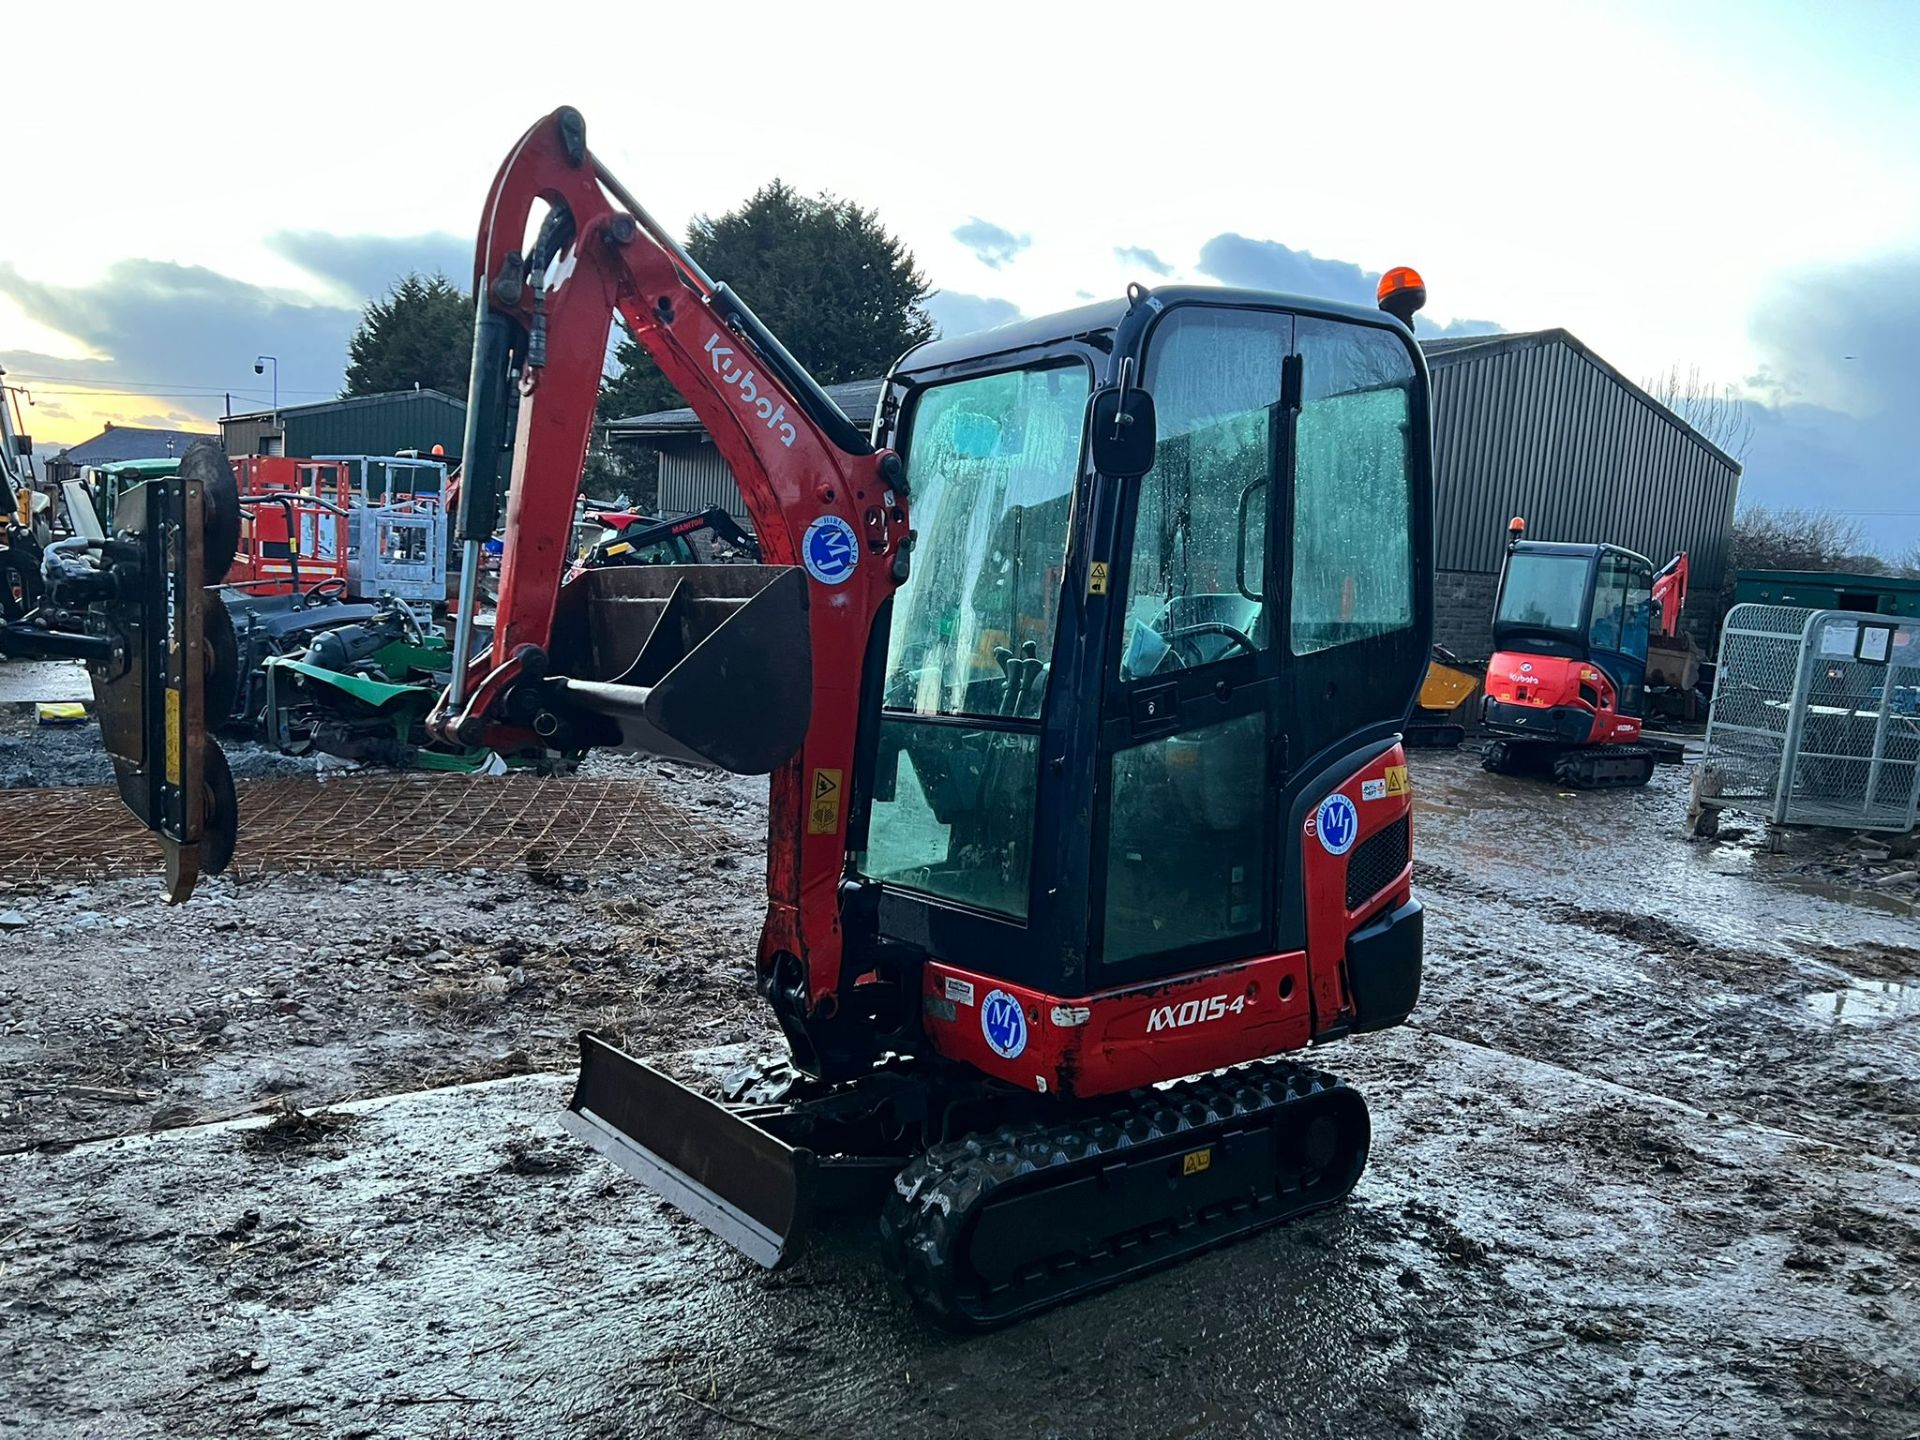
1771,874 -> 1920,918
1802,976 -> 1920,1026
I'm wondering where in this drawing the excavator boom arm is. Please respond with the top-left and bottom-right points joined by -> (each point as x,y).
439,107 -> 911,1015
1652,551 -> 1688,638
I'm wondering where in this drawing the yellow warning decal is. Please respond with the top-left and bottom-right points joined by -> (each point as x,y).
808,768 -> 843,835
1384,764 -> 1410,797
1088,561 -> 1110,596
1182,1148 -> 1213,1177
605,542 -> 633,557
165,687 -> 182,787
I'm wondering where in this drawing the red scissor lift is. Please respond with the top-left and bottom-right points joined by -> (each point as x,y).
226,458 -> 353,599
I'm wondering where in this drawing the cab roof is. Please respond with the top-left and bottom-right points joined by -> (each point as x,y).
1514,538 -> 1656,570
897,285 -> 1413,376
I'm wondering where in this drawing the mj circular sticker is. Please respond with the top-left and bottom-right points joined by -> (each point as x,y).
980,988 -> 1028,1060
801,514 -> 859,585
1314,792 -> 1359,856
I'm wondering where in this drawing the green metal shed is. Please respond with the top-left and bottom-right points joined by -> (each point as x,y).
1734,569 -> 1920,618
221,389 -> 466,462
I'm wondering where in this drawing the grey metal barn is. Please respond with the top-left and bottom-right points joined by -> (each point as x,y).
221,389 -> 468,465
1422,331 -> 1739,653
607,330 -> 1739,658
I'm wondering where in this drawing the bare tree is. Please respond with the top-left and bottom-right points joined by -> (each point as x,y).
1895,541 -> 1920,582
1644,363 -> 1754,463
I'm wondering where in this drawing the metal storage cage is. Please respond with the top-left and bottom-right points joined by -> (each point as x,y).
1692,604 -> 1920,836
314,456 -> 450,604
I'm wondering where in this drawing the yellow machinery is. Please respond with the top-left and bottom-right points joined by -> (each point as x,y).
1408,647 -> 1480,747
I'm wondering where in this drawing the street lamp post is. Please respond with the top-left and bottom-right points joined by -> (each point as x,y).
254,355 -> 280,452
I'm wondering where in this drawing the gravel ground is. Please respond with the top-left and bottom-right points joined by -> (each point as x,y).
1,746 -> 1916,1438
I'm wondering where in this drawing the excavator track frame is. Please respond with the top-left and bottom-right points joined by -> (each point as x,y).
1483,737 -> 1655,789
881,1059 -> 1369,1332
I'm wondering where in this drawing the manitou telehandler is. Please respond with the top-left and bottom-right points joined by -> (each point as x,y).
52,108 -> 1436,1328
1481,517 -> 1689,788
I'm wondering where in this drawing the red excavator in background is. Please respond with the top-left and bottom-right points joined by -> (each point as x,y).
47,108 -> 1439,1328
1480,517 -> 1691,788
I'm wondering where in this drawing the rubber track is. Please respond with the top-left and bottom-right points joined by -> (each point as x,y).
1552,744 -> 1655,789
880,1058 -> 1367,1331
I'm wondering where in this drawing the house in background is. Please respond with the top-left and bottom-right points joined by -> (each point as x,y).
606,328 -> 1739,656
46,423 -> 215,488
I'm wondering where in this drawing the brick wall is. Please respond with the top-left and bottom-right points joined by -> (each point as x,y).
1433,569 -> 1500,658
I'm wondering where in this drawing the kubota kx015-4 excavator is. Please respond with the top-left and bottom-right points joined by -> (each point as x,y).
1480,517 -> 1689,788
90,108 -> 1437,1328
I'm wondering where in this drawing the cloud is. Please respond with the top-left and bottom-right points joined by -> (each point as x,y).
1748,251 -> 1916,418
1195,234 -> 1501,339
926,291 -> 1021,340
1114,245 -> 1172,277
951,219 -> 1030,270
1736,403 -> 1914,548
0,257 -> 359,423
1197,234 -> 1373,300
1731,249 -> 1920,551
268,230 -> 472,307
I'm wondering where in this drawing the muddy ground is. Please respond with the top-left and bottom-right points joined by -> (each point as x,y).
3,745 -> 1918,1439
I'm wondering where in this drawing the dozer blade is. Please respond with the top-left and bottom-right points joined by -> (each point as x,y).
561,1032 -> 814,1268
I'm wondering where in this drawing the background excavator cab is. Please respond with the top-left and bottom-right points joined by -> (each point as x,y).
1482,535 -> 1662,787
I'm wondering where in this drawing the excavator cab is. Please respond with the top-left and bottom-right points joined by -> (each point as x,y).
854,293 -> 1432,1043
1481,526 -> 1660,787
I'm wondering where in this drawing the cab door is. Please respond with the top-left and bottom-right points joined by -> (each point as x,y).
1096,306 -> 1428,988
1098,306 -> 1293,984
1587,550 -> 1653,717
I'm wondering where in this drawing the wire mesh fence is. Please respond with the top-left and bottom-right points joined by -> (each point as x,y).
1698,605 -> 1920,832
0,771 -> 736,884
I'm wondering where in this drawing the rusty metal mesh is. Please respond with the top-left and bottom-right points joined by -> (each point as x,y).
0,772 -> 735,883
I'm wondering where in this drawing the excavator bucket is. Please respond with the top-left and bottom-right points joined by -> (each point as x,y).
561,1033 -> 814,1267
554,564 -> 812,774
86,441 -> 241,899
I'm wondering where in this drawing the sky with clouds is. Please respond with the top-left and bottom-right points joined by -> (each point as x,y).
3,0 -> 1916,548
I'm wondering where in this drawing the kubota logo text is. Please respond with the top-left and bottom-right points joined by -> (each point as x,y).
707,334 -> 797,448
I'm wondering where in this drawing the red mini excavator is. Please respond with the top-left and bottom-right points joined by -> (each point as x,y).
1480,517 -> 1690,788
84,109 -> 1439,1327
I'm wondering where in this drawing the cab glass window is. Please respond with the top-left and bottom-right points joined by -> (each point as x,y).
1497,552 -> 1589,633
1590,552 -> 1631,652
1622,561 -> 1653,660
1290,320 -> 1416,655
882,364 -> 1089,719
1119,309 -> 1288,681
866,361 -> 1089,919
